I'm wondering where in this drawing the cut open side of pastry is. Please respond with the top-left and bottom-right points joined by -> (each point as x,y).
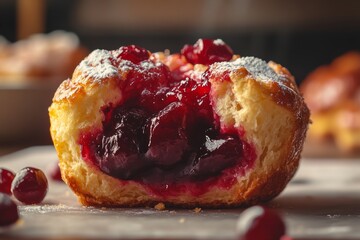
49,39 -> 309,207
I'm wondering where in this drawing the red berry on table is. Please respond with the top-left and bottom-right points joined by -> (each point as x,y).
0,193 -> 19,226
50,163 -> 63,182
0,168 -> 15,195
11,167 -> 48,204
236,206 -> 286,240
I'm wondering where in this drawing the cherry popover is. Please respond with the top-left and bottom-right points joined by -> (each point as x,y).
49,39 -> 309,207
301,52 -> 360,152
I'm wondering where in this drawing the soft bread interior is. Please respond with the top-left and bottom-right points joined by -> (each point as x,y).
209,71 -> 298,203
211,74 -> 294,169
49,71 -> 154,205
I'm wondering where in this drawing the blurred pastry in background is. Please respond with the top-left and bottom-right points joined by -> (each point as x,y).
301,52 -> 360,152
0,31 -> 88,82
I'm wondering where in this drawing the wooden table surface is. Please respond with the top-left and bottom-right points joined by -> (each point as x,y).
0,146 -> 359,240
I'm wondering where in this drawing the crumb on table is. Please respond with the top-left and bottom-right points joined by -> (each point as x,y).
154,202 -> 166,211
194,207 -> 202,213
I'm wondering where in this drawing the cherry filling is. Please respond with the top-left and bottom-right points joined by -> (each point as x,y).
80,40 -> 255,196
181,39 -> 233,65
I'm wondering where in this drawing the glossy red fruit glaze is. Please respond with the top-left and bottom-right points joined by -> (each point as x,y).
0,168 -> 15,195
11,167 -> 48,204
94,107 -> 149,180
79,41 -> 256,197
181,39 -> 233,65
123,62 -> 171,105
146,102 -> 189,166
236,206 -> 286,240
0,193 -> 19,226
114,45 -> 150,64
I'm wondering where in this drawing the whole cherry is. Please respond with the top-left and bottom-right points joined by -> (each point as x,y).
0,193 -> 19,226
49,162 -> 63,182
0,168 -> 15,195
236,206 -> 286,240
115,45 -> 150,64
11,167 -> 48,204
181,38 -> 233,65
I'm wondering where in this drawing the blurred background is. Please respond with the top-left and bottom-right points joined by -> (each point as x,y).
0,0 -> 360,156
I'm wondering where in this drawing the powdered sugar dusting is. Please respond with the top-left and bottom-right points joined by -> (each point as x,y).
78,49 -> 119,81
210,56 -> 285,83
118,60 -> 134,72
234,57 -> 281,81
213,39 -> 225,46
77,49 -> 166,82
139,60 -> 161,70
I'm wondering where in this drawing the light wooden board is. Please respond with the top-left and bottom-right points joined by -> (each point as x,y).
0,146 -> 359,240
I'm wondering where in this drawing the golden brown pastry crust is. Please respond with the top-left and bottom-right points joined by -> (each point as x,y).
49,50 -> 309,208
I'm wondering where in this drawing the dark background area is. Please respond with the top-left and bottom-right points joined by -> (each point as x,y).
1,0 -> 360,83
